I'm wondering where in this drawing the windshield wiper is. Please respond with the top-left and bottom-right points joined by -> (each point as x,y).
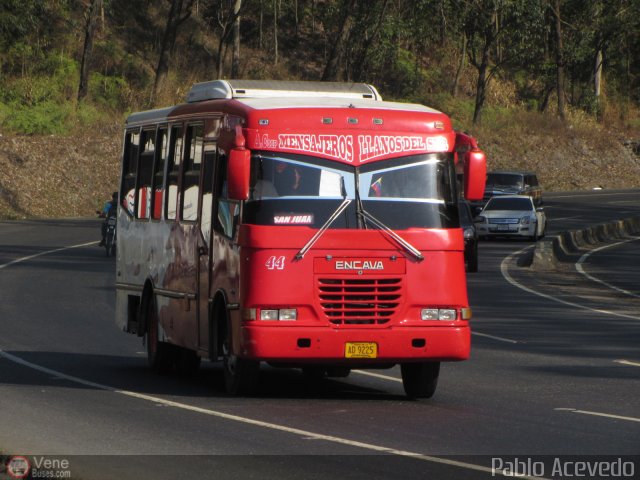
358,208 -> 424,261
294,198 -> 352,260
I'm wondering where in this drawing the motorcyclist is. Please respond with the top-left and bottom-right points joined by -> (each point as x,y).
98,191 -> 118,246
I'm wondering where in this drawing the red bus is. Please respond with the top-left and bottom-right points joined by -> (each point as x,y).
115,80 -> 486,398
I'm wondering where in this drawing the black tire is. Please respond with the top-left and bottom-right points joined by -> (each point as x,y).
145,295 -> 174,374
302,366 -> 326,379
105,227 -> 116,256
326,367 -> 351,378
175,347 -> 201,376
104,232 -> 114,257
401,362 -> 440,399
467,243 -> 478,273
222,330 -> 259,395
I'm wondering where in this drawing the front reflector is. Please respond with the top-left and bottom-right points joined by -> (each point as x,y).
243,308 -> 257,321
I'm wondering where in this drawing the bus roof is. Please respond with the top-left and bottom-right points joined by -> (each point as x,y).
186,79 -> 382,102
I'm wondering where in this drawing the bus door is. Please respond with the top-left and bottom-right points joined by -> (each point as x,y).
197,149 -> 216,353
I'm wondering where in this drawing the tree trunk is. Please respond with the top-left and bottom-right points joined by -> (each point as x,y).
153,0 -> 194,104
231,0 -> 242,77
273,0 -> 278,65
472,39 -> 490,125
451,32 -> 466,97
552,0 -> 565,121
594,51 -> 603,98
322,0 -> 357,81
78,0 -> 102,102
352,0 -> 389,80
259,0 -> 263,49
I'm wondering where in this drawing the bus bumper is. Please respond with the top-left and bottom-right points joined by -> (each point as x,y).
236,325 -> 470,362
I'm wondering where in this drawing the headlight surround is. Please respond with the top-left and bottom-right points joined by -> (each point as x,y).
421,308 -> 458,321
259,308 -> 297,321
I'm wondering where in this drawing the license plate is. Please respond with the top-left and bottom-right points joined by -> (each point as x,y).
497,224 -> 509,231
345,342 -> 377,358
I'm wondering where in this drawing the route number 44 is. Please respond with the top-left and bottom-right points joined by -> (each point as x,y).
265,255 -> 286,270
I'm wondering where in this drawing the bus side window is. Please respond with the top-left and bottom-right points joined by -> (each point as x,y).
165,125 -> 183,220
201,150 -> 216,246
136,129 -> 155,219
181,124 -> 204,221
121,129 -> 140,216
151,127 -> 168,220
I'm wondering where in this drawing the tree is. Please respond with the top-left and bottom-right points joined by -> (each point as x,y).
152,0 -> 195,104
322,0 -> 357,81
464,0 -> 546,124
550,0 -> 566,120
232,0 -> 242,77
204,0 -> 244,77
78,0 -> 103,102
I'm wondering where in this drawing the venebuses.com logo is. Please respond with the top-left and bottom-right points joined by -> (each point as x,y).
5,456 -> 30,479
4,455 -> 72,479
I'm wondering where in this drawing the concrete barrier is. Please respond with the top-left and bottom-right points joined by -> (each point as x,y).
531,216 -> 640,271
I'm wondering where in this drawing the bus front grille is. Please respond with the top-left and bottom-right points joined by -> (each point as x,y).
318,278 -> 401,325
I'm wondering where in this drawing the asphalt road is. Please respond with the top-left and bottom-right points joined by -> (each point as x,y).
1,189 -> 639,480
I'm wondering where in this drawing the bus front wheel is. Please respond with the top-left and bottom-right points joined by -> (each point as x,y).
222,336 -> 259,395
400,362 -> 440,399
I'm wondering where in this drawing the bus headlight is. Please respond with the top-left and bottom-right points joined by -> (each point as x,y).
259,308 -> 297,321
421,308 -> 458,320
279,309 -> 297,321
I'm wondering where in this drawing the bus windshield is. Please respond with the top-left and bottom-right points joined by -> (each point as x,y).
243,153 -> 458,230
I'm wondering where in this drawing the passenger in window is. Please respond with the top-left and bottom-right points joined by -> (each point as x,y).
273,162 -> 302,196
97,191 -> 118,246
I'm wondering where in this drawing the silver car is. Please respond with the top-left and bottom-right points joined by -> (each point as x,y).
474,195 -> 546,240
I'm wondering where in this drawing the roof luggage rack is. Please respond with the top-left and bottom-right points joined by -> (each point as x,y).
186,79 -> 382,103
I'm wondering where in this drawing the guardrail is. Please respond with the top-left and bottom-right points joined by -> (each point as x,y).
531,216 -> 640,271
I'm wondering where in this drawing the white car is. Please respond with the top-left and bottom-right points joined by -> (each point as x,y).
474,195 -> 546,240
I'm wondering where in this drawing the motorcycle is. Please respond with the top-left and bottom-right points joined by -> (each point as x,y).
104,208 -> 117,257
97,208 -> 117,257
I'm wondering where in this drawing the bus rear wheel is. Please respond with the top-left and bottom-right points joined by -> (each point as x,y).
401,362 -> 440,399
145,296 -> 174,374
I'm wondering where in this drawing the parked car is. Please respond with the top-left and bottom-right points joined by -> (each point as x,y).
458,199 -> 478,272
474,195 -> 546,241
479,170 -> 543,209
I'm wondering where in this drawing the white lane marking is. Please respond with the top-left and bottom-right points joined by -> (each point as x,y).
472,332 -> 520,344
614,359 -> 640,367
576,237 -> 640,299
0,349 -> 534,478
501,248 -> 640,321
353,370 -> 402,383
555,408 -> 640,423
0,241 -> 99,271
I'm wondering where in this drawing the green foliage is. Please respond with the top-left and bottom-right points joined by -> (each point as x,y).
88,73 -> 131,110
0,99 -> 72,134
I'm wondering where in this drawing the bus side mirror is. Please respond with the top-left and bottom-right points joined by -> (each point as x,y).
227,148 -> 251,201
463,148 -> 487,201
